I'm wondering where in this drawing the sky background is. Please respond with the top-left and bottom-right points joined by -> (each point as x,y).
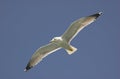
0,0 -> 120,79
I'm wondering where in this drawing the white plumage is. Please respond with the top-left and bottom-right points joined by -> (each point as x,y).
24,12 -> 102,71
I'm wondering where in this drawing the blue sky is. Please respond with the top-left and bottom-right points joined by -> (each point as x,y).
0,0 -> 120,79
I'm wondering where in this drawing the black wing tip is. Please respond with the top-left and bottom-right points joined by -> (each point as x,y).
96,12 -> 102,17
98,12 -> 103,15
24,65 -> 33,72
89,12 -> 102,19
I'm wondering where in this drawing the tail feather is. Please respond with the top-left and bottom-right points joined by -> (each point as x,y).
65,45 -> 77,55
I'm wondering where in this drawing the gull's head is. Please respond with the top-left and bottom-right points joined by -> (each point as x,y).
50,37 -> 63,43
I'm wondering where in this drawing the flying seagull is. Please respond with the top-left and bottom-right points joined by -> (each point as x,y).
24,12 -> 102,72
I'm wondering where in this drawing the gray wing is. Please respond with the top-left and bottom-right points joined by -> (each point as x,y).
62,12 -> 102,42
24,43 -> 61,71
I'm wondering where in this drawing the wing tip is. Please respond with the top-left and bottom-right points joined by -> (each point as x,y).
24,65 -> 33,72
89,12 -> 102,19
24,69 -> 27,72
98,12 -> 102,15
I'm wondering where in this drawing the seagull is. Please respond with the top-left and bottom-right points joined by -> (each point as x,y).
24,12 -> 102,72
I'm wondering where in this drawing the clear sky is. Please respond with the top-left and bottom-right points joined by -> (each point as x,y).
0,0 -> 119,79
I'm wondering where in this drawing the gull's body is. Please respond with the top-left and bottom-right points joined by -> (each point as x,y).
24,12 -> 102,71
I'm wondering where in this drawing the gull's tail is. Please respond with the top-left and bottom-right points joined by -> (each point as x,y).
65,45 -> 77,55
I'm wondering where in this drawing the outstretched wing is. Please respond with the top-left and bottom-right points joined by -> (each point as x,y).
24,43 -> 61,71
62,12 -> 102,42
